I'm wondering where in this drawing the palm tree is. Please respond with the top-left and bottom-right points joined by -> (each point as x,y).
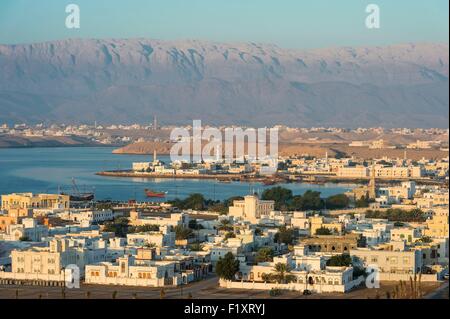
273,263 -> 295,284
217,219 -> 233,231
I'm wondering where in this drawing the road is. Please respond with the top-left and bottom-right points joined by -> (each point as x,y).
0,277 -> 447,299
424,281 -> 449,299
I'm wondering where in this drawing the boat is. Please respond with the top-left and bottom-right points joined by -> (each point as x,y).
67,193 -> 95,202
263,179 -> 277,186
144,189 -> 167,198
61,178 -> 95,202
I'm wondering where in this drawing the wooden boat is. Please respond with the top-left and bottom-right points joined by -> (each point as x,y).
144,189 -> 167,198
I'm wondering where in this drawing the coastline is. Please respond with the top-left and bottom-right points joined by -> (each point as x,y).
95,170 -> 444,186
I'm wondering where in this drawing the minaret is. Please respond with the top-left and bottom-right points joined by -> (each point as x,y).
153,149 -> 157,164
153,115 -> 158,131
368,165 -> 377,199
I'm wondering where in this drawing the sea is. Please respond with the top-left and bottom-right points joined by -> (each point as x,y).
0,147 -> 356,202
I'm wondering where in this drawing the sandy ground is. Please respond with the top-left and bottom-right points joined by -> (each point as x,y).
0,276 -> 447,300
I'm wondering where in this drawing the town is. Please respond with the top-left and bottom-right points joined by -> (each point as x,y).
0,150 -> 448,299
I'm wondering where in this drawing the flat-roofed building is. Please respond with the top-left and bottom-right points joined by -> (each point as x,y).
85,255 -> 179,287
1,193 -> 70,210
229,195 -> 274,223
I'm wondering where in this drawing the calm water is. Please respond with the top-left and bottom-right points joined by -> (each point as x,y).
0,147 -> 355,202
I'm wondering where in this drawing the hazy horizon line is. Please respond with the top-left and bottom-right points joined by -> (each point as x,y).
1,36 -> 449,52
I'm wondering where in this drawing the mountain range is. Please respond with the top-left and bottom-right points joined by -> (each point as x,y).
0,39 -> 448,127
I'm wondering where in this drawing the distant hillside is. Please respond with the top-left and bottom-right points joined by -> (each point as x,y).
0,39 -> 448,127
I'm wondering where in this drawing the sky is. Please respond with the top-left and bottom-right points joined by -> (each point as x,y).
0,0 -> 448,49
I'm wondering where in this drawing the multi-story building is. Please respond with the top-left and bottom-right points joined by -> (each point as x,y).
229,195 -> 275,223
351,247 -> 423,277
84,255 -> 180,287
423,208 -> 449,238
1,193 -> 70,210
0,238 -> 107,283
127,228 -> 176,248
0,208 -> 33,231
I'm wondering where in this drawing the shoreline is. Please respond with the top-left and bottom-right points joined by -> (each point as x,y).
95,170 -> 444,186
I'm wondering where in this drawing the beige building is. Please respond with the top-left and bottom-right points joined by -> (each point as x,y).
300,234 -> 361,254
390,227 -> 421,244
423,208 -> 449,238
229,195 -> 274,223
129,211 -> 189,228
1,193 -> 70,210
0,208 -> 33,231
85,255 -> 179,287
336,166 -> 369,178
0,238 -> 109,283
309,216 -> 343,235
351,247 -> 423,277
127,228 -> 175,247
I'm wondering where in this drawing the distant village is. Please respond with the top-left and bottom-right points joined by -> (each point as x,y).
0,147 -> 448,297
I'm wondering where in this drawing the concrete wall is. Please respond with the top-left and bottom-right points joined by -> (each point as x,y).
219,276 -> 365,293
84,275 -> 166,287
0,271 -> 65,282
379,273 -> 439,282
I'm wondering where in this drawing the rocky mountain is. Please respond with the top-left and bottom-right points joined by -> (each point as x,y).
0,39 -> 448,127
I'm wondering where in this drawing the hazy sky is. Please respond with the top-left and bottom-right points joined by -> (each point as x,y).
0,0 -> 448,48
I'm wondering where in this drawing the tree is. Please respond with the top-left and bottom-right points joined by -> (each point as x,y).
366,208 -> 426,222
355,195 -> 370,208
294,190 -> 324,211
315,227 -> 332,236
134,224 -> 159,232
189,243 -> 204,251
274,226 -> 294,245
224,232 -> 236,240
217,219 -> 233,232
188,219 -> 204,230
303,190 -> 325,210
272,263 -> 295,284
417,236 -> 433,244
256,247 -> 274,263
261,187 -> 293,210
215,252 -> 240,281
254,228 -> 263,236
289,195 -> 304,211
174,226 -> 193,240
208,202 -> 228,215
19,236 -> 31,242
326,254 -> 352,267
325,194 -> 350,209
183,193 -> 206,210
103,217 -> 131,237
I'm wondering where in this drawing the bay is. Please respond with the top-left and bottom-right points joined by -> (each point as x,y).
0,147 -> 356,202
